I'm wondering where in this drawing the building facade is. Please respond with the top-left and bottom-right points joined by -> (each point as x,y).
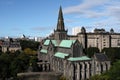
38,7 -> 110,80
72,27 -> 81,35
1,38 -> 21,53
69,27 -> 120,51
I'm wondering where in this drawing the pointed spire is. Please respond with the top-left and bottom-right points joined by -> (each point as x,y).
56,6 -> 65,31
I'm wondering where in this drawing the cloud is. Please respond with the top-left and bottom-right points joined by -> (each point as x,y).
107,6 -> 120,20
93,17 -> 120,29
63,0 -> 120,32
63,0 -> 109,15
63,0 -> 120,19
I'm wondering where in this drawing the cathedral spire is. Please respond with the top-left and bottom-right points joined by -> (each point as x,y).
54,6 -> 68,40
56,6 -> 65,31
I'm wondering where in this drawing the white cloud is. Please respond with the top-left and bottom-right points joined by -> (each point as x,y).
63,0 -> 120,32
107,6 -> 120,20
63,0 -> 120,19
63,0 -> 109,15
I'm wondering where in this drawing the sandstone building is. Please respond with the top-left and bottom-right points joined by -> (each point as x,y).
1,38 -> 21,53
38,7 -> 110,80
69,27 -> 120,51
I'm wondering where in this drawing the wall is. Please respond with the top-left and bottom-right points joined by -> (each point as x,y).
18,72 -> 62,80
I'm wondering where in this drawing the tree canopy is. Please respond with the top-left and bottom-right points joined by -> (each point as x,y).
20,40 -> 39,50
102,47 -> 120,63
0,51 -> 39,79
107,60 -> 120,80
85,47 -> 100,57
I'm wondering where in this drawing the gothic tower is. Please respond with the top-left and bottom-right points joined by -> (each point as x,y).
54,6 -> 67,40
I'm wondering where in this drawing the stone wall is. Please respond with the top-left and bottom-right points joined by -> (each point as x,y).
17,72 -> 62,80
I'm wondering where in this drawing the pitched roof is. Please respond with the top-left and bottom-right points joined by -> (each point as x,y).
44,40 -> 58,46
44,39 -> 76,48
68,56 -> 91,61
54,52 -> 69,59
40,49 -> 47,54
59,40 -> 76,48
94,53 -> 109,61
44,40 -> 50,45
51,40 -> 58,46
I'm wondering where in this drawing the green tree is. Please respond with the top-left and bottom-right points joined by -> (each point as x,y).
102,48 -> 120,63
24,48 -> 37,56
86,47 -> 99,57
20,40 -> 39,50
10,53 -> 30,78
59,76 -> 68,80
29,56 -> 39,72
90,74 -> 110,80
107,60 -> 120,80
0,53 -> 11,79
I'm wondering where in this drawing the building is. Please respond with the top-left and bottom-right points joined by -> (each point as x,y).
38,7 -> 110,80
69,27 -> 120,51
72,27 -> 81,35
34,37 -> 44,42
1,38 -> 21,53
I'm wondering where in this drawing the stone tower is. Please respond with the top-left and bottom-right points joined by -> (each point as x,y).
54,6 -> 67,40
78,27 -> 87,49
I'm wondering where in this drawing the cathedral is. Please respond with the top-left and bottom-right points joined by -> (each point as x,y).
38,7 -> 110,80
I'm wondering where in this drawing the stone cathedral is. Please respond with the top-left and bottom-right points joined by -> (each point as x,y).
38,7 -> 111,80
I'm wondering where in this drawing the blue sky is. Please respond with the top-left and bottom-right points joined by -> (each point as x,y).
0,0 -> 120,37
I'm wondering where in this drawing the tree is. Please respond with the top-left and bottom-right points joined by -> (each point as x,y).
10,53 -> 30,78
29,56 -> 39,72
24,48 -> 37,56
86,47 -> 99,57
107,60 -> 120,80
90,74 -> 110,80
59,76 -> 68,80
20,40 -> 39,50
102,48 -> 120,63
0,53 -> 11,79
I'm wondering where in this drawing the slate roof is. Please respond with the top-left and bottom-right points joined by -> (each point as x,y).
94,53 -> 109,61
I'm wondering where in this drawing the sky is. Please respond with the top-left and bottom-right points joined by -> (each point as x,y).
0,0 -> 120,38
